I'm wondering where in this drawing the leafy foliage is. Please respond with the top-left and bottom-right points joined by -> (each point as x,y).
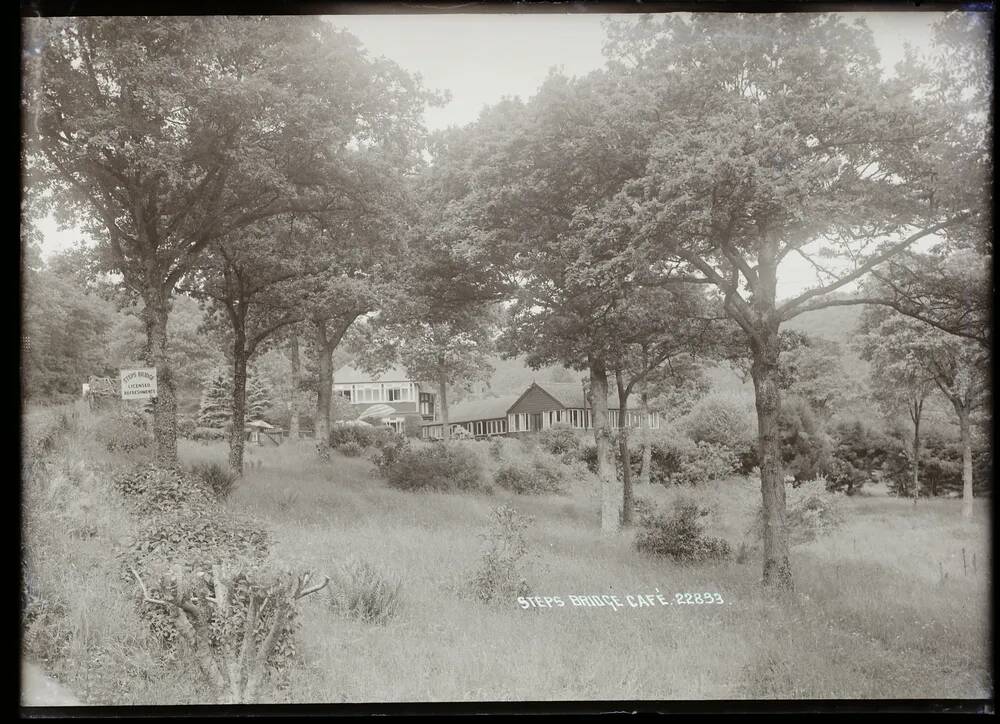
96,408 -> 153,453
635,498 -> 731,563
326,559 -> 402,625
384,444 -> 489,493
493,456 -> 567,495
472,505 -> 533,603
188,461 -> 240,501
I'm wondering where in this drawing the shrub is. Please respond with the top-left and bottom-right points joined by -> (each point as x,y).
537,425 -> 582,461
635,497 -> 731,562
493,457 -> 566,495
330,424 -> 402,451
113,464 -> 216,517
679,396 -> 756,451
192,426 -> 225,442
632,495 -> 657,522
336,441 -> 363,458
369,435 -> 411,477
777,395 -> 835,485
326,559 -> 402,625
385,444 -> 489,493
748,490 -> 843,546
177,417 -> 197,439
827,418 -> 895,494
472,505 -> 533,603
188,461 -> 240,501
96,409 -> 153,453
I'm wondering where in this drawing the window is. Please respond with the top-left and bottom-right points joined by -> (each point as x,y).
387,387 -> 404,402
336,389 -> 352,402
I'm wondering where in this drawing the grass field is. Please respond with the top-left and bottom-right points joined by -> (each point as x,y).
21,407 -> 992,704
185,439 -> 992,701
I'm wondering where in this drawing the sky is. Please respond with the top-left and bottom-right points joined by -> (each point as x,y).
35,11 -> 947,297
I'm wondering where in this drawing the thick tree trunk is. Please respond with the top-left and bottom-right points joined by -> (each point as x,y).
143,291 -> 177,467
288,333 -> 301,440
314,322 -> 333,448
590,356 -> 621,534
750,332 -> 792,590
229,330 -> 248,476
615,369 -> 634,527
957,405 -> 974,519
439,369 -> 450,442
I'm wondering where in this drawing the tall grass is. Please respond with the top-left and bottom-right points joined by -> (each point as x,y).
23,419 -> 992,703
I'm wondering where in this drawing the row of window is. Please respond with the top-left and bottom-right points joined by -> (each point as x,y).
335,383 -> 415,404
420,408 -> 660,438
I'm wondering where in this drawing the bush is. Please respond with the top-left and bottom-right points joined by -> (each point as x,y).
749,490 -> 843,546
635,497 -> 731,562
385,443 -> 489,493
493,455 -> 567,495
326,559 -> 402,625
472,505 -> 533,603
827,418 -> 895,494
330,424 -> 402,451
679,396 -> 756,451
177,417 -> 197,439
777,395 -> 834,485
336,441 -> 363,458
96,409 -> 152,453
192,426 -> 225,442
369,435 -> 411,477
188,461 -> 240,501
113,464 -> 216,517
537,425 -> 582,461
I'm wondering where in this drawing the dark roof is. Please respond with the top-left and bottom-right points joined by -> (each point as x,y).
436,394 -> 521,425
535,382 -> 624,410
334,364 -> 414,384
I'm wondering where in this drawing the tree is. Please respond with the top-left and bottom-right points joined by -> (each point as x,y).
197,369 -> 231,430
23,254 -> 118,401
431,70 -> 660,534
183,217 -> 305,473
197,367 -> 270,431
859,309 -> 987,517
600,12 -> 987,587
856,314 -> 937,501
23,16 -> 428,465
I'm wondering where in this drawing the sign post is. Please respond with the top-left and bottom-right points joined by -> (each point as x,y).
120,368 -> 158,400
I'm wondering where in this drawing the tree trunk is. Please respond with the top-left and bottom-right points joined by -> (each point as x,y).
439,368 -> 450,442
590,356 -> 621,534
615,369 -> 633,527
229,330 -> 248,476
750,331 -> 792,590
288,333 -> 301,440
911,410 -> 921,504
313,321 -> 332,448
143,291 -> 177,467
638,388 -> 651,486
957,405 -> 974,519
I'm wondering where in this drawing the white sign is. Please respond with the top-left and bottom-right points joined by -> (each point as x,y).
120,368 -> 157,400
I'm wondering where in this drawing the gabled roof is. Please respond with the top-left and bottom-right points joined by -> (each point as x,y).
334,364 -> 415,385
535,382 -> 624,410
437,394 -> 522,425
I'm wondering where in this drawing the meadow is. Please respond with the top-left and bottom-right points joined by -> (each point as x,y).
22,405 -> 992,704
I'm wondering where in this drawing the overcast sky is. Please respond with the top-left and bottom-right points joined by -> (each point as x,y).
35,11 -> 948,296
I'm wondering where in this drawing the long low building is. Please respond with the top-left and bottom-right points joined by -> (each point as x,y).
420,381 -> 660,440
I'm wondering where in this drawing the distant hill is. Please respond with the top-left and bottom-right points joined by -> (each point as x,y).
783,301 -> 864,345
456,355 -> 582,402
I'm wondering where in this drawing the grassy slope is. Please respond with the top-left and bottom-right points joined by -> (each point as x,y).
182,440 -> 992,702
